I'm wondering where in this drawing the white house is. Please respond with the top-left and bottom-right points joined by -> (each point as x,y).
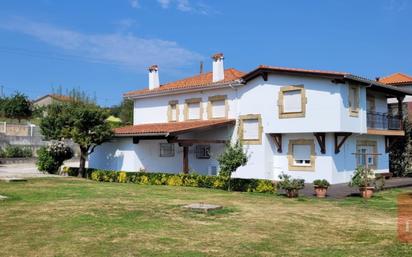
89,53 -> 411,184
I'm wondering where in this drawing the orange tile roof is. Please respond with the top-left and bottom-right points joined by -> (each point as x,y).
125,68 -> 244,97
114,119 -> 236,136
379,73 -> 412,86
50,94 -> 73,102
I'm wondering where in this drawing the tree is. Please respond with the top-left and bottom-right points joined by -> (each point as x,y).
217,141 -> 248,191
390,118 -> 412,176
109,99 -> 134,125
2,92 -> 32,122
40,102 -> 113,178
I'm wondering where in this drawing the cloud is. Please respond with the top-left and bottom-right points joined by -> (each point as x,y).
157,0 -> 171,9
130,0 -> 140,8
0,17 -> 203,73
383,0 -> 408,12
156,0 -> 214,15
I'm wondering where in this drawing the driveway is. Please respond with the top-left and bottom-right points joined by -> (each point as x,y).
0,163 -> 56,179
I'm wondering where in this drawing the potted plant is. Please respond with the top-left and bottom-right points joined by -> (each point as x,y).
278,173 -> 305,198
313,179 -> 330,198
349,166 -> 375,199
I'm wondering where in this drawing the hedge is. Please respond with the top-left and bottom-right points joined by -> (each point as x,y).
63,167 -> 277,193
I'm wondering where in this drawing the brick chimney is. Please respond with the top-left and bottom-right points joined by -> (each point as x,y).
148,65 -> 160,90
212,53 -> 224,82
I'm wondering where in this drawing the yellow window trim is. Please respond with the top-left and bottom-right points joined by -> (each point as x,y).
184,98 -> 203,121
207,95 -> 228,119
287,139 -> 316,171
349,85 -> 360,117
238,114 -> 263,145
278,85 -> 307,119
167,100 -> 179,122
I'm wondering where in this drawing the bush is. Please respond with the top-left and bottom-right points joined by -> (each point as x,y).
64,167 -> 276,194
36,141 -> 73,174
0,145 -> 32,158
313,179 -> 330,188
349,166 -> 375,188
278,173 -> 305,197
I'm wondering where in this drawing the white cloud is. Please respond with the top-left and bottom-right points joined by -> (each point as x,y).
0,17 -> 203,73
130,0 -> 140,8
157,0 -> 171,9
176,0 -> 192,12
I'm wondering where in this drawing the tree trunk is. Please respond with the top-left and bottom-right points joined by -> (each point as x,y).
78,149 -> 87,178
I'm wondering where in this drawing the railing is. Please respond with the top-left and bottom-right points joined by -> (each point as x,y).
367,112 -> 402,130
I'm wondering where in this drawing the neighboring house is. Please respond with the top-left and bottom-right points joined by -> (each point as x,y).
89,53 -> 411,184
32,94 -> 72,108
379,73 -> 412,121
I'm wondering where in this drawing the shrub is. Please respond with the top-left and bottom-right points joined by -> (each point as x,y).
36,141 -> 73,174
278,173 -> 305,198
81,168 -> 275,194
313,179 -> 330,188
349,166 -> 375,188
0,145 -> 32,158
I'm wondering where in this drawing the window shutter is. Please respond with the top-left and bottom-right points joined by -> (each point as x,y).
171,105 -> 177,121
243,119 -> 259,140
212,100 -> 225,118
188,102 -> 200,119
283,90 -> 302,113
293,144 -> 311,161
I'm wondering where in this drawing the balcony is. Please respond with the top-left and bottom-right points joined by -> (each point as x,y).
367,111 -> 404,136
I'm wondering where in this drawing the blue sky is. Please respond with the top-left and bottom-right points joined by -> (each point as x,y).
0,0 -> 411,106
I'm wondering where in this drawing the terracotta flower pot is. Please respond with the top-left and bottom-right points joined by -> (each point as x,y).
286,189 -> 299,198
314,186 -> 328,198
359,187 -> 374,199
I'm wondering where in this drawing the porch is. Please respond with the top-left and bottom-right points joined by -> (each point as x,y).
113,119 -> 235,174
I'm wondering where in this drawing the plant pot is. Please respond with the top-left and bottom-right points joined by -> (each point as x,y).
359,187 -> 374,199
286,189 -> 299,198
314,186 -> 328,198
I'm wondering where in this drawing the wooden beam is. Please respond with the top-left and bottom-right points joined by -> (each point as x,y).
270,133 -> 282,153
367,129 -> 405,136
183,146 -> 189,174
132,137 -> 139,144
169,139 -> 228,145
314,133 -> 326,154
261,72 -> 268,81
334,132 -> 351,154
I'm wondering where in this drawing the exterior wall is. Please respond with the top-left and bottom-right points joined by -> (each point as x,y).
133,88 -> 238,124
236,74 -> 366,134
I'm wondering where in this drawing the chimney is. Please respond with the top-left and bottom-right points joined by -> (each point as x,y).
212,53 -> 224,82
148,65 -> 160,90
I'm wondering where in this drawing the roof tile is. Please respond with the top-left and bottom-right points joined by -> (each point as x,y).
380,73 -> 412,86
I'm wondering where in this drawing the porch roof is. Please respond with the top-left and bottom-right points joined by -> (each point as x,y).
114,119 -> 236,137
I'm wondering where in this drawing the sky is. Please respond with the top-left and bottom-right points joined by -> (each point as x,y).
0,0 -> 411,106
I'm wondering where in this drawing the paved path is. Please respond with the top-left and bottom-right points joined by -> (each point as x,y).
300,177 -> 412,199
0,163 -> 57,179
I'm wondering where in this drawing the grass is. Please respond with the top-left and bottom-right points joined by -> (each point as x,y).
0,178 -> 412,257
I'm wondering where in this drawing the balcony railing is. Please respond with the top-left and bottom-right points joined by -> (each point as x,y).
367,111 -> 402,130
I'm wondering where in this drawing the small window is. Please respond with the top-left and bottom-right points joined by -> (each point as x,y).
196,145 -> 210,159
292,144 -> 311,166
185,98 -> 202,120
208,95 -> 227,119
278,85 -> 306,118
168,100 -> 179,122
160,143 -> 175,157
239,114 -> 262,145
288,139 -> 315,171
356,141 -> 377,169
349,85 -> 359,116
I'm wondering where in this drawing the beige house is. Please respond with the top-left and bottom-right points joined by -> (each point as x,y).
33,94 -> 72,108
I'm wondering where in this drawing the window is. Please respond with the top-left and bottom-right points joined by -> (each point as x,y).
168,100 -> 179,122
288,139 -> 315,171
160,143 -> 175,157
196,145 -> 210,159
356,140 -> 377,169
184,98 -> 202,120
239,114 -> 262,145
208,95 -> 228,119
349,85 -> 360,116
278,85 -> 307,118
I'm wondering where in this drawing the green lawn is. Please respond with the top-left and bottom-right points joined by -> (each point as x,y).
1,178 -> 412,257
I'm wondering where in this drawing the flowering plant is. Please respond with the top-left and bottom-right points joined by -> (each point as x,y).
349,166 -> 375,188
